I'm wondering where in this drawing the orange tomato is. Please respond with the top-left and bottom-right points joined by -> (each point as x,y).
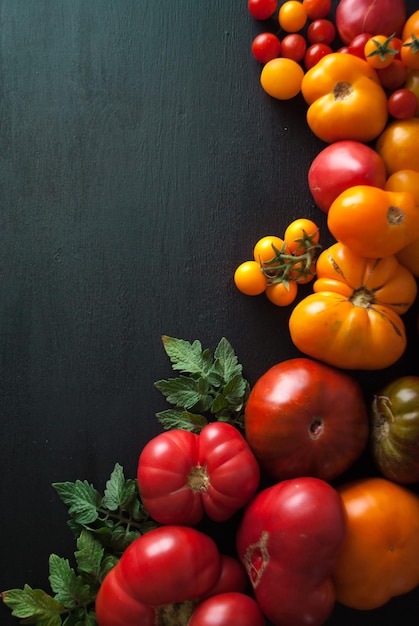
265,280 -> 298,306
375,117 -> 419,174
284,218 -> 320,255
333,478 -> 419,610
260,58 -> 304,100
301,53 -> 388,143
327,185 -> 419,258
404,69 -> 419,116
234,261 -> 267,295
402,10 -> 419,40
253,236 -> 285,266
364,34 -> 399,69
288,242 -> 417,369
385,169 -> 419,204
278,1 -> 308,33
400,35 -> 419,70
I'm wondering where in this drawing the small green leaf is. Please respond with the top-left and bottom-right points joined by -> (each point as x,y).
156,408 -> 207,432
211,393 -> 229,414
154,375 -> 211,410
161,336 -> 213,377
74,531 -> 104,579
52,481 -> 102,525
101,463 -> 125,511
48,555 -> 93,609
213,337 -> 244,382
1,585 -> 65,621
222,373 -> 249,408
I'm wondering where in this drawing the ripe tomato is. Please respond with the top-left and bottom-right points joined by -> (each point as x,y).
400,35 -> 419,69
375,117 -> 419,174
327,185 -> 419,258
333,478 -> 419,610
302,0 -> 332,20
253,235 -> 284,265
244,358 -> 369,482
288,242 -> 417,369
335,0 -> 406,45
307,19 -> 336,44
251,32 -> 281,64
234,260 -> 267,295
387,88 -> 418,119
377,59 -> 408,89
404,69 -> 419,115
248,0 -> 277,20
265,280 -> 298,306
188,593 -> 265,626
308,140 -> 387,213
236,477 -> 346,626
260,56 -> 304,99
371,376 -> 419,484
364,34 -> 399,69
304,42 -> 333,70
402,10 -> 419,40
137,422 -> 260,525
385,169 -> 419,204
284,218 -> 319,254
278,1 -> 308,32
348,32 -> 373,58
280,33 -> 307,62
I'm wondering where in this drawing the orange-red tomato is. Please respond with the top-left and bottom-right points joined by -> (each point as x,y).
333,478 -> 419,610
400,35 -> 419,70
288,242 -> 417,370
327,185 -> 419,258
375,117 -> 419,173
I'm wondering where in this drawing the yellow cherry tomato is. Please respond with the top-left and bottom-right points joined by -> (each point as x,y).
234,261 -> 267,295
284,218 -> 320,254
402,10 -> 419,40
265,280 -> 298,306
260,57 -> 305,100
253,236 -> 285,265
278,1 -> 308,33
364,35 -> 398,69
400,35 -> 419,70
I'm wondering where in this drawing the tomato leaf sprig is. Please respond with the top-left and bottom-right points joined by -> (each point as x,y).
2,464 -> 157,625
155,335 -> 250,433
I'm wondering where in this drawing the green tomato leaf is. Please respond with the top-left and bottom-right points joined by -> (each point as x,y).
154,375 -> 211,410
52,481 -> 102,526
74,531 -> 104,579
161,336 -> 213,377
1,585 -> 65,621
48,555 -> 93,609
156,408 -> 207,432
213,337 -> 244,383
101,463 -> 126,511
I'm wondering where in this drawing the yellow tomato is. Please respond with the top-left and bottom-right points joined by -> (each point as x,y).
385,169 -> 419,204
375,117 -> 419,174
260,58 -> 305,100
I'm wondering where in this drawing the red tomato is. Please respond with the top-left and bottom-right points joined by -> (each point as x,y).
236,477 -> 346,626
388,88 -> 418,119
137,422 -> 260,525
302,0 -> 332,20
304,42 -> 333,70
280,33 -> 307,62
251,32 -> 281,63
188,592 -> 265,626
307,140 -> 387,212
244,358 -> 369,482
377,59 -> 408,89
336,0 -> 406,44
248,0 -> 277,20
307,19 -> 336,44
348,32 -> 373,58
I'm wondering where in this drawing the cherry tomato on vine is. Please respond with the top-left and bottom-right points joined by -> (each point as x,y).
401,35 -> 419,70
280,33 -> 307,62
265,280 -> 298,306
304,42 -> 333,70
302,0 -> 332,20
260,57 -> 305,99
388,88 -> 418,119
278,1 -> 308,33
284,218 -> 320,254
251,32 -> 281,64
307,19 -> 336,45
248,0 -> 278,20
364,35 -> 398,69
234,261 -> 267,295
253,235 -> 285,265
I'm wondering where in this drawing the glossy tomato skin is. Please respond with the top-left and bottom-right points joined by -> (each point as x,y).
236,477 -> 346,626
376,117 -> 419,174
307,140 -> 387,212
188,592 -> 266,626
333,478 -> 419,610
335,0 -> 406,44
371,376 -> 419,483
244,358 -> 369,482
137,422 -> 260,525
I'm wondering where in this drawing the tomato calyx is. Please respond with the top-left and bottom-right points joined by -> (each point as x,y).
259,229 -> 321,286
187,465 -> 210,492
367,33 -> 399,62
242,531 -> 269,588
403,32 -> 419,54
371,394 -> 394,443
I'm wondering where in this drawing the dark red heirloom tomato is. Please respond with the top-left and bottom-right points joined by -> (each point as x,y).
96,526 -> 248,626
236,477 -> 346,626
244,358 -> 369,482
371,376 -> 419,484
137,422 -> 260,525
188,592 -> 266,626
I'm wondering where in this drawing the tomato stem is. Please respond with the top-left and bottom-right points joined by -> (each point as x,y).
259,230 -> 321,286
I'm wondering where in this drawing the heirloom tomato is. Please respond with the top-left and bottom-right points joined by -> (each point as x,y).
301,53 -> 388,143
244,357 -> 369,482
137,422 -> 260,525
327,185 -> 419,258
236,477 -> 346,626
371,376 -> 419,484
307,140 -> 387,212
375,117 -> 419,174
188,593 -> 265,626
333,478 -> 419,610
335,0 -> 406,45
288,242 -> 417,370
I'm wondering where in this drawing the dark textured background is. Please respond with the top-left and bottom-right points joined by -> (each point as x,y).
1,1 -> 418,624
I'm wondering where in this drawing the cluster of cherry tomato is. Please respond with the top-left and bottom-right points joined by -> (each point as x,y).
248,0 -> 419,120
234,218 -> 320,306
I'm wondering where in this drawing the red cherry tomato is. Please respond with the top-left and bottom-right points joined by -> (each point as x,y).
302,0 -> 332,20
348,32 -> 373,58
251,32 -> 281,63
307,19 -> 336,45
248,0 -> 278,20
388,88 -> 418,119
280,33 -> 307,61
304,42 -> 333,70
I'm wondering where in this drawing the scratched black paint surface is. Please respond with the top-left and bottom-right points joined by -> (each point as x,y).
0,1 -> 418,624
